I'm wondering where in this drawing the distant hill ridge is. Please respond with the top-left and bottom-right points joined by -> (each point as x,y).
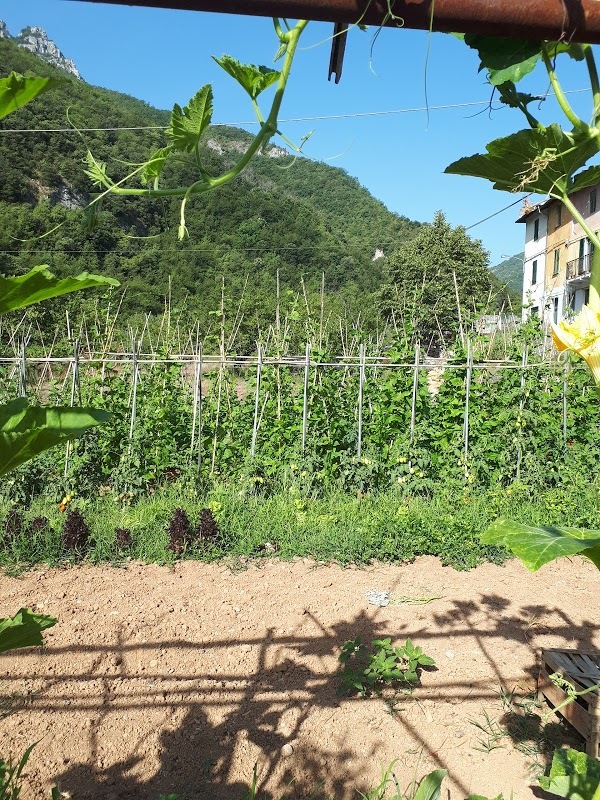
490,252 -> 524,296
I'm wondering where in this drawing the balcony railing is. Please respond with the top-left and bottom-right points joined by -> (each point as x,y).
566,252 -> 593,279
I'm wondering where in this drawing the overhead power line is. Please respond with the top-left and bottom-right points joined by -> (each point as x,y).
0,89 -> 590,134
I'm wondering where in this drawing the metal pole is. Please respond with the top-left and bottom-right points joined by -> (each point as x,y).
357,343 -> 365,458
410,342 -> 420,444
64,338 -> 80,478
251,344 -> 263,458
463,339 -> 473,469
301,342 -> 310,455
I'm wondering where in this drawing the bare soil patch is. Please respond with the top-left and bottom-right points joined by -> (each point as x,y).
0,556 -> 598,799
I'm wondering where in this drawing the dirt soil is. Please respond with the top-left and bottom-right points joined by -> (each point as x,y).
0,556 -> 598,800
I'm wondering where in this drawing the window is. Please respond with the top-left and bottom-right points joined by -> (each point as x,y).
533,218 -> 539,241
585,287 -> 590,305
553,296 -> 560,324
531,306 -> 539,317
553,249 -> 560,276
532,259 -> 538,284
590,189 -> 597,214
555,205 -> 562,228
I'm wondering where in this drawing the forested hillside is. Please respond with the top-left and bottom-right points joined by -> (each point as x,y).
0,35 -> 427,350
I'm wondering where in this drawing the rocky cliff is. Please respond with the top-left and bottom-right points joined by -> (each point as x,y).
1,22 -> 82,79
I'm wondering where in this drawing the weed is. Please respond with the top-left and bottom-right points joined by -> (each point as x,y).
338,637 -> 435,698
61,510 -> 90,557
469,709 -> 507,753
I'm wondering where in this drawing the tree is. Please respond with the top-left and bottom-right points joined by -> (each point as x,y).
380,211 -> 493,348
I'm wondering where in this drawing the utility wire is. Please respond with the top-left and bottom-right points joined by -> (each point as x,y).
0,89 -> 590,134
465,194 -> 532,231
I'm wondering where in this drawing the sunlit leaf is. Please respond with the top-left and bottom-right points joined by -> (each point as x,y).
0,72 -> 65,120
463,36 -> 541,85
213,55 -> 280,100
140,146 -> 173,186
496,82 -> 542,110
445,124 -> 598,195
167,85 -> 213,153
84,150 -> 112,188
0,398 -> 111,476
413,770 -> 447,800
0,265 -> 119,316
0,608 -> 57,654
481,518 -> 600,571
538,748 -> 600,800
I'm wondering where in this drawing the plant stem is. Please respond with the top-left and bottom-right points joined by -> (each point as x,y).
541,44 -> 585,131
583,43 -> 600,125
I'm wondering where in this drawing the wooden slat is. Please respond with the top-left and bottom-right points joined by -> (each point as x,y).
540,669 -> 592,738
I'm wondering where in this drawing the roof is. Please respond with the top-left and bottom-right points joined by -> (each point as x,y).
72,0 -> 600,42
515,198 -> 553,224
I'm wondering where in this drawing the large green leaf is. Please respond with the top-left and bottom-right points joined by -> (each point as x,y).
0,72 -> 65,120
539,748 -> 600,800
413,770 -> 447,800
445,124 -> 598,195
167,85 -> 213,153
0,265 -> 119,316
462,37 -> 584,87
463,36 -> 541,86
481,519 -> 600,571
0,398 -> 111,476
0,608 -> 57,654
213,55 -> 280,100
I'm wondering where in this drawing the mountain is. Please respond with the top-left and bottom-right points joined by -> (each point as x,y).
490,252 -> 524,297
0,21 -> 82,78
0,31 -> 426,351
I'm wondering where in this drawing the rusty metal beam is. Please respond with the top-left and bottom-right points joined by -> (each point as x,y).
75,0 -> 600,43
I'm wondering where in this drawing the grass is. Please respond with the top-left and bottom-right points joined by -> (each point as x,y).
0,479 -> 599,571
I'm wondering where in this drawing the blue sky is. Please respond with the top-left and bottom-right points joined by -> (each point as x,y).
1,0 -> 597,265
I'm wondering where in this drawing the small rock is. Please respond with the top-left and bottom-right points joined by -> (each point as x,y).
445,650 -> 455,660
149,659 -> 158,668
281,743 -> 294,757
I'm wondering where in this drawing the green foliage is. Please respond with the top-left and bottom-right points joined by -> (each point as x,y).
0,742 -> 37,800
481,519 -> 600,571
359,762 -> 447,800
167,85 -> 213,154
539,749 -> 600,800
338,637 -> 434,697
0,72 -> 63,120
0,608 -> 56,654
380,211 -> 495,344
212,56 -> 280,100
0,265 -> 118,315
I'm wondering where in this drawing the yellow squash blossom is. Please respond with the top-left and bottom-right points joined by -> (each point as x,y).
552,304 -> 600,384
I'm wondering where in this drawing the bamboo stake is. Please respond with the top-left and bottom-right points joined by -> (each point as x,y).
562,360 -> 568,444
197,344 -> 204,473
516,346 -> 528,479
128,339 -> 139,452
453,270 -> 465,348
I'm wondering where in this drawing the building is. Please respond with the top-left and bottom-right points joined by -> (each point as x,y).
518,184 -> 598,326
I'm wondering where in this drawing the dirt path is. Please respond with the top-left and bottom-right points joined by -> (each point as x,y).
0,556 -> 598,799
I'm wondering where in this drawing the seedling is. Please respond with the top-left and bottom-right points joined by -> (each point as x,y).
338,637 -> 435,698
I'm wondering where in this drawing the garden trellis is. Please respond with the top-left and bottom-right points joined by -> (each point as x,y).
0,330 -> 595,501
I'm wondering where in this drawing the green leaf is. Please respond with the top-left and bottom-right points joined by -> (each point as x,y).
0,608 -> 57,653
213,55 -> 280,100
463,36 -> 541,85
570,165 -> 600,193
0,72 -> 65,120
481,518 -> 600,571
496,81 -> 542,110
538,748 -> 600,800
413,770 -> 448,800
140,146 -> 173,186
167,85 -> 213,153
0,398 -> 111,476
0,265 -> 119,316
445,124 -> 598,195
84,150 -> 112,189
